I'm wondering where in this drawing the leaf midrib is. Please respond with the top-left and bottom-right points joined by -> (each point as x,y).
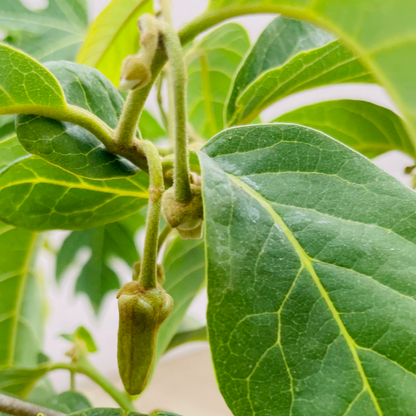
230,174 -> 384,415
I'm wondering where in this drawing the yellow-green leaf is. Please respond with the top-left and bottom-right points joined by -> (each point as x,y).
77,0 -> 153,85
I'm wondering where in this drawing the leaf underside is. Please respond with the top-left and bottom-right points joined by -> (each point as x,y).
276,100 -> 415,159
187,22 -> 250,139
155,235 -> 205,360
201,123 -> 416,416
17,61 -> 138,179
226,16 -> 334,124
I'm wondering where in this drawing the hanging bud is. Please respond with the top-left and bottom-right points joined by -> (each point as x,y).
119,55 -> 152,91
119,14 -> 160,92
117,281 -> 173,395
162,184 -> 204,240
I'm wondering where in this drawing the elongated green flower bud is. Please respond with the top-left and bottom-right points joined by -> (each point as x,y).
117,281 -> 173,395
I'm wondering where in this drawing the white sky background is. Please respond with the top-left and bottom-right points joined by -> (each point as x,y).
20,0 -> 415,410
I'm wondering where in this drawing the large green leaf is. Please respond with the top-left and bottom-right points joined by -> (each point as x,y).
77,0 -> 153,86
56,211 -> 146,311
0,222 -> 42,369
276,100 -> 416,159
0,0 -> 88,62
0,124 -> 44,398
17,61 -> 138,179
155,234 -> 205,360
205,0 -> 416,148
0,43 -> 65,115
230,40 -> 375,125
200,123 -> 416,415
225,16 -> 333,123
0,156 -> 149,231
187,23 -> 250,139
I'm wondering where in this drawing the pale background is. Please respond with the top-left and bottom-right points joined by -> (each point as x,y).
20,0 -> 413,414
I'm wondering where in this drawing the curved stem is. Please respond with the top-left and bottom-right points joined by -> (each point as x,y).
0,394 -> 65,416
160,21 -> 192,203
50,360 -> 135,411
158,224 -> 172,253
138,140 -> 164,289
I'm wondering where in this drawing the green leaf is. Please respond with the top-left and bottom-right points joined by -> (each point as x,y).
0,365 -> 49,397
74,327 -> 98,353
0,135 -> 28,171
155,234 -> 205,360
206,0 -> 416,152
187,23 -> 250,139
139,110 -> 166,141
0,156 -> 149,231
17,61 -> 138,179
166,316 -> 207,351
0,116 -> 15,140
201,123 -> 416,415
56,211 -> 145,310
0,117 -> 44,380
28,384 -> 92,413
0,0 -> 88,62
276,100 -> 416,158
150,413 -> 183,416
0,43 -> 65,116
225,16 -> 333,124
69,409 -> 146,416
230,40 -> 375,125
77,0 -> 153,85
0,221 -> 43,369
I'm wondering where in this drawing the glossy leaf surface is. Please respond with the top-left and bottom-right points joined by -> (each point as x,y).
231,40 -> 375,125
155,235 -> 205,360
0,157 -> 149,231
187,23 -> 250,138
77,0 -> 153,85
225,16 -> 333,123
17,61 -> 137,179
0,44 -> 65,115
201,123 -> 416,416
56,211 -> 146,311
0,0 -> 88,62
207,0 -> 416,147
276,100 -> 415,158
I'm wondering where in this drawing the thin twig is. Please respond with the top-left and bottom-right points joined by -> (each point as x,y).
0,393 -> 65,416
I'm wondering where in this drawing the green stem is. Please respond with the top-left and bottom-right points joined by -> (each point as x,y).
156,73 -> 168,130
158,224 -> 172,253
50,360 -> 135,411
70,370 -> 76,391
138,140 -> 164,289
160,21 -> 192,203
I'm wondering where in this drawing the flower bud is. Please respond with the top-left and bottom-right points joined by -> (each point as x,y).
162,184 -> 204,240
119,55 -> 151,91
117,281 -> 173,395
